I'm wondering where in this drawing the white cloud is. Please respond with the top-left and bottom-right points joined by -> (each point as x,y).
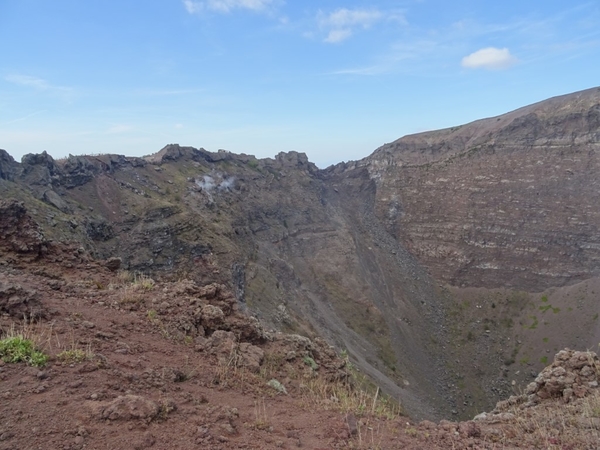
182,0 -> 274,14
183,0 -> 202,14
325,29 -> 352,44
320,8 -> 382,28
318,8 -> 383,43
461,47 -> 517,70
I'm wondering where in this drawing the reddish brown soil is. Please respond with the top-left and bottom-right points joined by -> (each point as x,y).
1,208 -> 599,449
0,248 -> 493,450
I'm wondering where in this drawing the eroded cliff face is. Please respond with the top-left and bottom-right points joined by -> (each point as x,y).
329,87 -> 600,416
362,87 -> 600,291
2,86 -> 600,420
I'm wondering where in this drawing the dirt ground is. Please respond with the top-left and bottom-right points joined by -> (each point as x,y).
1,240 -> 600,449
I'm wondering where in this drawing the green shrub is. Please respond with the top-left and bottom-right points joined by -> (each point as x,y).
303,355 -> 318,370
0,336 -> 48,366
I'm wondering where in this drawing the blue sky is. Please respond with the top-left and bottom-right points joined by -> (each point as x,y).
1,1 -> 599,167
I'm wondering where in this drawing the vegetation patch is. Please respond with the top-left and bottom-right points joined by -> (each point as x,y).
56,345 -> 94,364
0,336 -> 48,366
303,355 -> 318,371
526,315 -> 539,330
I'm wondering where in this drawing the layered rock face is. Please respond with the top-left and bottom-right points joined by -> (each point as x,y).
359,87 -> 600,291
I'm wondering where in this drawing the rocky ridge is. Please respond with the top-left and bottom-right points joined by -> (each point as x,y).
1,86 -> 600,421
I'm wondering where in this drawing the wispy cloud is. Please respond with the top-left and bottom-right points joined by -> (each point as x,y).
183,0 -> 202,14
106,124 -> 133,134
5,74 -> 75,101
325,29 -> 353,44
326,3 -> 600,77
317,8 -> 383,43
0,110 -> 46,126
461,47 -> 517,70
5,74 -> 52,90
329,65 -> 383,76
183,0 -> 275,14
328,39 -> 441,76
134,88 -> 205,96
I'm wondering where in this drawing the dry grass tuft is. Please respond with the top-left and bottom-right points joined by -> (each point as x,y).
496,390 -> 600,448
253,398 -> 271,430
298,355 -> 401,420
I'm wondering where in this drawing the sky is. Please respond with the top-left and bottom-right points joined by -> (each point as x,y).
1,1 -> 599,168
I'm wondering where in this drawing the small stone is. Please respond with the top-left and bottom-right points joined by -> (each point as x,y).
459,421 -> 481,438
0,431 -> 15,441
563,388 -> 574,403
286,430 -> 300,439
82,321 -> 95,329
220,423 -> 236,435
105,257 -> 122,271
525,382 -> 538,395
346,413 -> 358,436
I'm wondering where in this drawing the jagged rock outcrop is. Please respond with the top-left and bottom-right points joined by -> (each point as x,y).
0,199 -> 49,256
492,349 -> 600,412
0,281 -> 45,319
0,149 -> 18,181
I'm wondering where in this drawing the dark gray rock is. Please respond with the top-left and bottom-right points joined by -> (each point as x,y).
20,151 -> 61,187
86,220 -> 114,241
105,257 -> 121,271
0,149 -> 17,181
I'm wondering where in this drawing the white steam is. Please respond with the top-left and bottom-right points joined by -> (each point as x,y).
195,172 -> 235,202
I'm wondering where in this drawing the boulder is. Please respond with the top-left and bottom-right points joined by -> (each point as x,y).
88,395 -> 160,422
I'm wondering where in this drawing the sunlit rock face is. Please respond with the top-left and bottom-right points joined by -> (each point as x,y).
361,87 -> 600,291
